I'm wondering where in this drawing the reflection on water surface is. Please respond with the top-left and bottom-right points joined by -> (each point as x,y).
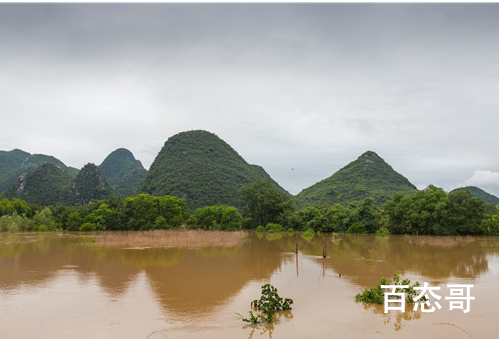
1,231 -> 498,339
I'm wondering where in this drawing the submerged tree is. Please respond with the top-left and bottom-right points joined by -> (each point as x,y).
241,284 -> 293,323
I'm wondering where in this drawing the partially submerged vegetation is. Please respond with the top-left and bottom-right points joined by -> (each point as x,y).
241,284 -> 293,323
355,274 -> 424,305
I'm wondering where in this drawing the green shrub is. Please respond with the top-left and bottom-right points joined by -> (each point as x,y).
346,222 -> 367,234
355,273 -> 424,305
79,222 -> 96,232
265,222 -> 284,233
154,216 -> 168,229
242,284 -> 293,323
302,228 -> 314,238
0,214 -> 33,232
181,205 -> 243,231
256,225 -> 264,233
375,226 -> 390,237
66,211 -> 83,231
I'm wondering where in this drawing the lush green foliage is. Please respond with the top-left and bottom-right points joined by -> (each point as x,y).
295,151 -> 417,208
481,214 -> 499,235
0,197 -> 39,218
122,194 -> 189,230
355,274 -> 423,304
99,148 -> 148,196
114,168 -> 148,197
375,226 -> 390,237
0,194 -> 189,232
186,205 -> 243,230
242,284 -> 293,323
0,149 -> 31,191
0,202 -> 58,232
3,141 -> 499,240
282,198 -> 381,234
301,228 -> 315,238
4,161 -> 115,207
66,211 -> 83,231
264,223 -> 284,233
239,179 -> 295,229
345,198 -> 381,233
69,163 -> 115,205
383,185 -> 493,235
0,214 -> 32,232
139,130 -> 290,212
451,186 -> 499,205
1,180 -> 499,236
0,149 -> 78,192
5,163 -> 74,205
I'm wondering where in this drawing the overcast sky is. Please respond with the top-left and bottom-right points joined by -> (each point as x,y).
1,3 -> 499,196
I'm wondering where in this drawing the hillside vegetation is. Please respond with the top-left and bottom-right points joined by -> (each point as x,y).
5,162 -> 115,206
4,131 -> 497,216
69,164 -> 115,205
451,186 -> 499,205
5,163 -> 73,205
0,149 -> 78,191
295,151 -> 417,208
99,148 -> 147,196
139,130 -> 290,211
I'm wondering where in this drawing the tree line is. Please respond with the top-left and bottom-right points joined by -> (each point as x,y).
1,180 -> 498,235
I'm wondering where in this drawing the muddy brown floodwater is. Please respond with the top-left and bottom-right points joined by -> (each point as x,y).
1,231 -> 498,339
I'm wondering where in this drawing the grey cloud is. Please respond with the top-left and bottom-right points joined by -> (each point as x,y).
1,3 -> 499,195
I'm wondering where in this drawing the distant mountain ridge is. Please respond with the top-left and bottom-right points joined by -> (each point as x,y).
451,186 -> 499,205
5,162 -> 74,205
139,130 -> 290,211
1,148 -> 145,205
4,134 -> 490,210
70,163 -> 115,205
99,148 -> 148,196
5,162 -> 115,206
295,151 -> 417,207
0,149 -> 78,192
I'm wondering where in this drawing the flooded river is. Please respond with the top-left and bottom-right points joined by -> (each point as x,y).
1,231 -> 498,339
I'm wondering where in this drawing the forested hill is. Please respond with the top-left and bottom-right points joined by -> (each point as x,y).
295,151 -> 417,207
69,163 -> 115,205
4,162 -> 115,206
451,186 -> 499,205
0,149 -> 78,191
99,148 -> 148,196
139,130 -> 290,211
5,162 -> 74,205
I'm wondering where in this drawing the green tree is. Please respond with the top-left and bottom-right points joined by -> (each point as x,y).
122,194 -> 188,230
188,205 -> 243,230
66,211 -> 83,231
11,198 -> 31,216
444,190 -> 486,235
345,198 -> 381,234
33,207 -> 58,231
123,194 -> 159,230
239,179 -> 295,229
93,203 -> 121,230
0,198 -> 14,216
383,185 -> 487,235
480,214 -> 499,235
